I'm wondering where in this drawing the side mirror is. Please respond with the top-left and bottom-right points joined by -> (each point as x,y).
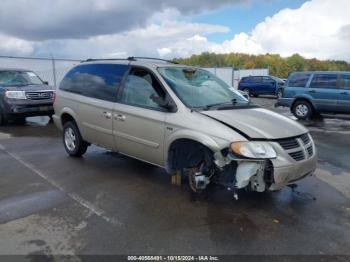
43,81 -> 49,85
150,94 -> 176,112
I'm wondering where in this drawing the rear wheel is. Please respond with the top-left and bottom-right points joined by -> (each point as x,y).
292,100 -> 313,120
63,121 -> 88,157
243,88 -> 250,97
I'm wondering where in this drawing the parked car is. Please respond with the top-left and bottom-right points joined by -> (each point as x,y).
0,68 -> 55,125
277,71 -> 350,120
53,57 -> 316,197
238,75 -> 284,98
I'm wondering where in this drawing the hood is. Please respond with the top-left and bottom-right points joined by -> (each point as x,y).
201,107 -> 308,140
3,84 -> 55,92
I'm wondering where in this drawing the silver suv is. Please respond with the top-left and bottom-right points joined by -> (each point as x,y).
53,57 -> 317,196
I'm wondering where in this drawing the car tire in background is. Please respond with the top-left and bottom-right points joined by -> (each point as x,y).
63,121 -> 88,157
276,89 -> 283,99
0,108 -> 7,126
292,100 -> 313,120
243,88 -> 251,97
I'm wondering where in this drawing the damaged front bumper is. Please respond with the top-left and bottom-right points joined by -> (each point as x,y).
269,154 -> 317,191
214,135 -> 317,193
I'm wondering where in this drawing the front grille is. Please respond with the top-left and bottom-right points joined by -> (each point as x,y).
307,145 -> 313,156
300,133 -> 311,144
276,133 -> 314,162
289,151 -> 305,161
25,91 -> 53,100
277,138 -> 299,150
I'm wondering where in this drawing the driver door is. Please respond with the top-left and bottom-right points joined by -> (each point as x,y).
113,67 -> 167,166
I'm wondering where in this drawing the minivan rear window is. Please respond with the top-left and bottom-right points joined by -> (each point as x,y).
287,73 -> 311,88
60,64 -> 128,102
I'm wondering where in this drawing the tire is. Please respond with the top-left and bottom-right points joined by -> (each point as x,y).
243,88 -> 250,97
48,114 -> 54,123
292,100 -> 313,120
0,109 -> 7,126
14,117 -> 26,125
276,89 -> 283,99
63,121 -> 88,157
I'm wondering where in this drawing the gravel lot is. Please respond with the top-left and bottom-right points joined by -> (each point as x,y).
0,97 -> 349,258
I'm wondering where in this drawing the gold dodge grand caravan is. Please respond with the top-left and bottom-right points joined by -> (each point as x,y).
53,57 -> 317,197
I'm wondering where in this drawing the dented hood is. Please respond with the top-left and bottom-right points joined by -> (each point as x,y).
201,107 -> 308,139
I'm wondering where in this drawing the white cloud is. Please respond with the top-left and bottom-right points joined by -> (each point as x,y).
0,0 -> 245,40
157,48 -> 172,57
30,18 -> 230,59
0,33 -> 33,56
215,0 -> 350,60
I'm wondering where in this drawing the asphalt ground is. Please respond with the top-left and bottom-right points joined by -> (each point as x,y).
0,97 -> 349,259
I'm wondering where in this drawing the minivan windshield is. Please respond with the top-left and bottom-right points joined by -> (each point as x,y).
0,71 -> 43,86
158,67 -> 249,109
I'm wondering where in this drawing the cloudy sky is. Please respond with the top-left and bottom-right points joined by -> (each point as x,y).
0,0 -> 349,61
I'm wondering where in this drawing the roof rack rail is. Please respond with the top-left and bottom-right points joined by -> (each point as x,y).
81,58 -> 131,63
127,57 -> 178,64
81,57 -> 178,64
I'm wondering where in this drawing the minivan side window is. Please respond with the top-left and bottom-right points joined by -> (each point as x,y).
288,73 -> 311,88
120,68 -> 165,110
309,74 -> 337,89
340,74 -> 350,89
60,64 -> 128,102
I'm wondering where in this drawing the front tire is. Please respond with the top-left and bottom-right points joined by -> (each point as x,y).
63,121 -> 88,157
14,117 -> 26,125
0,109 -> 7,126
276,89 -> 283,99
292,100 -> 313,120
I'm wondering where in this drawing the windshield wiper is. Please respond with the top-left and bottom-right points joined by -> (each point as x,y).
202,98 -> 238,111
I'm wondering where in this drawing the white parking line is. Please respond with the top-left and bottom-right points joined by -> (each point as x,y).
0,143 -> 122,226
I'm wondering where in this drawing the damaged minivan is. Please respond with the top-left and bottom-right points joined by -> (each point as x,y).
53,57 -> 317,197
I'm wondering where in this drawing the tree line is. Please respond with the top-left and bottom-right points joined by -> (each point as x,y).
173,53 -> 350,78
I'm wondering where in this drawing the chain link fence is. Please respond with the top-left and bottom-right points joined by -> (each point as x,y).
0,56 -> 269,89
0,55 -> 81,88
203,67 -> 269,88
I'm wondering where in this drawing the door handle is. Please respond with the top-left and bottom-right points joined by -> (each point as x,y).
114,114 -> 126,121
340,92 -> 348,95
101,111 -> 112,119
308,90 -> 316,93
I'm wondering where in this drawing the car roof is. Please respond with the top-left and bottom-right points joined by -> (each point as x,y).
0,67 -> 32,72
79,58 -> 197,70
291,71 -> 350,74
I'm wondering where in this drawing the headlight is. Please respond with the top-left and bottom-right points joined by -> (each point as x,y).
5,91 -> 27,99
230,141 -> 277,159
